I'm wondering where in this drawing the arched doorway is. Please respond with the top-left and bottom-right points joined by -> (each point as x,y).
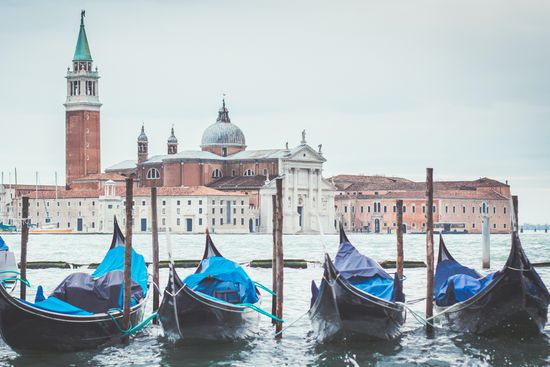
374,219 -> 380,233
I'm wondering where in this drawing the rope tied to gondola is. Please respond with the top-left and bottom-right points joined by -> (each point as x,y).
107,308 -> 158,336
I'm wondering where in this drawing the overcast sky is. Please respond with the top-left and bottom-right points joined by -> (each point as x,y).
1,0 -> 549,223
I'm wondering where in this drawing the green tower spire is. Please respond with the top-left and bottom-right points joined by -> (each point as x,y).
73,10 -> 92,61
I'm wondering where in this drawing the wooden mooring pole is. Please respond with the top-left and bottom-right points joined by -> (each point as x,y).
425,168 -> 434,334
271,195 -> 277,324
512,195 -> 519,232
275,177 -> 284,338
151,186 -> 160,323
20,196 -> 29,300
122,178 -> 134,343
396,200 -> 404,280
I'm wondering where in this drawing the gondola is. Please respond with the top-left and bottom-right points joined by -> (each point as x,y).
434,232 -> 550,335
309,224 -> 405,342
159,231 -> 270,341
0,218 -> 149,352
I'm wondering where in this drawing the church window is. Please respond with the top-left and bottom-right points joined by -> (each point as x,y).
263,168 -> 268,176
244,169 -> 255,176
212,169 -> 223,178
146,168 -> 160,179
232,170 -> 236,176
222,147 -> 227,157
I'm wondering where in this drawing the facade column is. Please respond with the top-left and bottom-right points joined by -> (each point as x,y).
293,168 -> 298,232
308,168 -> 314,231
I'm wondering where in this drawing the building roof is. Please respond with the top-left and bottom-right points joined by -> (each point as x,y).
105,160 -> 137,172
208,175 -> 269,190
72,173 -> 127,183
331,175 -> 508,192
73,11 -> 92,61
131,186 -> 245,197
335,189 -> 509,201
31,189 -> 100,199
201,100 -> 246,148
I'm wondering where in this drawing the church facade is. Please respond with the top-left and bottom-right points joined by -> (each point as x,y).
106,101 -> 336,234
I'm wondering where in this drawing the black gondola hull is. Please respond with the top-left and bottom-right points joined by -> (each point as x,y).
436,268 -> 548,335
0,285 -> 146,352
435,233 -> 549,335
159,276 -> 259,341
309,255 -> 405,342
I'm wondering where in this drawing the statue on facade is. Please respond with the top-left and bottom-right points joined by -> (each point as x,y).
318,144 -> 323,154
301,130 -> 306,144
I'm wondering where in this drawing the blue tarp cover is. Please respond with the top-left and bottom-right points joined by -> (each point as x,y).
92,245 -> 148,295
434,259 -> 495,306
22,296 -> 93,316
335,241 -> 391,280
184,256 -> 259,304
351,276 -> 395,301
0,236 -> 8,251
334,240 -> 399,301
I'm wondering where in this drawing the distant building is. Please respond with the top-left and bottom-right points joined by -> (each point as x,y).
107,103 -> 336,234
22,181 -> 253,234
333,175 -> 511,234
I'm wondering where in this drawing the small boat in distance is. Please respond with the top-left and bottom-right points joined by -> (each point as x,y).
434,233 -> 550,335
159,231 -> 275,341
0,218 -> 149,352
0,236 -> 18,293
309,224 -> 405,342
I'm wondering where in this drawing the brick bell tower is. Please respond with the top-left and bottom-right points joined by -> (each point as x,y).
64,10 -> 102,188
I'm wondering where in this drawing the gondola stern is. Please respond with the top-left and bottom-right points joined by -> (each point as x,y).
109,216 -> 125,249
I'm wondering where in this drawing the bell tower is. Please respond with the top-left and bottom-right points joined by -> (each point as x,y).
64,10 -> 102,188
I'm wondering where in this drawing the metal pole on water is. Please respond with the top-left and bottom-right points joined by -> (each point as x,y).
275,177 -> 284,338
20,196 -> 29,300
151,186 -> 160,323
122,177 -> 134,343
425,168 -> 434,334
396,200 -> 404,279
271,194 -> 277,324
482,215 -> 490,269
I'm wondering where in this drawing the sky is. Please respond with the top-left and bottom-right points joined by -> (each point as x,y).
0,0 -> 549,223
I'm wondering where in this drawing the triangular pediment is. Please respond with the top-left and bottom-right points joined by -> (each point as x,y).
285,144 -> 326,163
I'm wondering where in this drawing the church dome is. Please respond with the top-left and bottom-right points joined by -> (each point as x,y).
137,124 -> 148,142
167,126 -> 177,144
201,100 -> 246,148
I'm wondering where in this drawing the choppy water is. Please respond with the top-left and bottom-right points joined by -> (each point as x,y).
0,232 -> 548,366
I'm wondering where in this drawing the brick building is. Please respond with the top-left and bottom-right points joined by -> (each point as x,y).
333,175 -> 511,234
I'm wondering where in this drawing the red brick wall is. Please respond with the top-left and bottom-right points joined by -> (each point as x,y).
66,110 -> 101,187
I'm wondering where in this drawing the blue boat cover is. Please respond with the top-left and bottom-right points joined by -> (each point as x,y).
184,256 -> 259,304
92,245 -> 148,294
435,272 -> 495,306
0,236 -> 8,251
434,258 -> 495,306
335,240 -> 391,280
22,296 -> 93,316
351,277 -> 395,301
26,245 -> 148,315
334,240 -> 401,301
